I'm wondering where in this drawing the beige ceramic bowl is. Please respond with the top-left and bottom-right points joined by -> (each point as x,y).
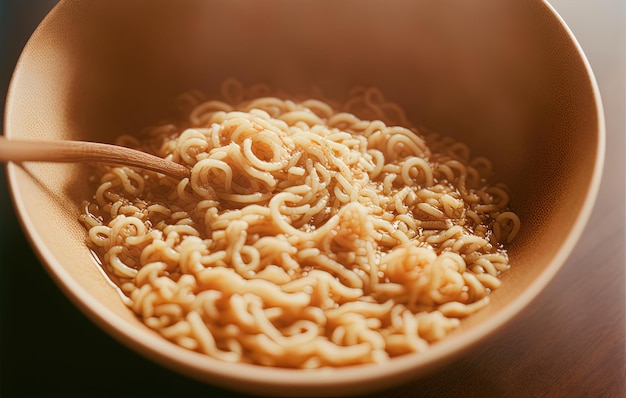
4,0 -> 604,396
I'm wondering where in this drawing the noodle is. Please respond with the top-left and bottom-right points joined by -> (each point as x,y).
80,79 -> 521,368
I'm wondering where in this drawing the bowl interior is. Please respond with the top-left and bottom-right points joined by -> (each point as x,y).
4,0 -> 602,396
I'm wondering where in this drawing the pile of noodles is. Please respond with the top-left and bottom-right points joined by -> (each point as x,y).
80,79 -> 520,368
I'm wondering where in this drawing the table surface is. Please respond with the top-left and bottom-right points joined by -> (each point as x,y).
1,1 -> 624,397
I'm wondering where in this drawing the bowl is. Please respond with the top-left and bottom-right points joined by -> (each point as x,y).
3,0 -> 604,396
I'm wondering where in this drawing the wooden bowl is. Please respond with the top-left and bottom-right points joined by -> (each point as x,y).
4,0 -> 604,396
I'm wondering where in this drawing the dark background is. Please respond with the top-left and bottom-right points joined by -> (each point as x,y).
1,1 -> 624,398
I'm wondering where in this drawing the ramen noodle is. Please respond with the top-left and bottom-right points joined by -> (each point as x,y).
80,79 -> 520,368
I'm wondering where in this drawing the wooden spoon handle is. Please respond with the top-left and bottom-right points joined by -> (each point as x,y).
0,136 -> 190,179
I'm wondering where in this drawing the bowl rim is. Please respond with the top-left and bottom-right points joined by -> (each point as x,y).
3,0 -> 606,395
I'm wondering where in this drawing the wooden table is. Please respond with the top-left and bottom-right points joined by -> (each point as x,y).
1,1 -> 624,397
